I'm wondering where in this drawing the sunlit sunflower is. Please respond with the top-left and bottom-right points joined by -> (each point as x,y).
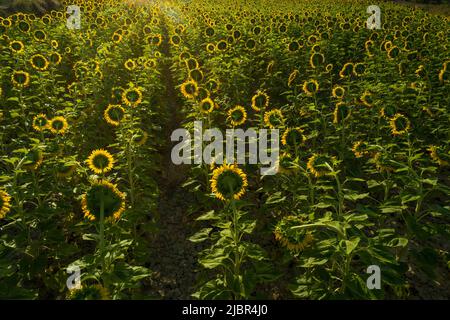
251,90 -> 269,112
180,79 -> 199,100
86,149 -> 115,175
389,113 -> 410,136
104,105 -> 125,126
30,54 -> 49,71
428,145 -> 449,167
274,215 -> 314,252
23,149 -> 43,171
11,70 -> 30,88
332,85 -> 345,99
68,284 -> 110,300
49,116 -> 69,135
339,62 -> 354,78
9,40 -> 24,54
211,163 -> 248,201
307,153 -> 335,177
81,180 -> 125,222
199,97 -> 215,114
227,106 -> 247,127
124,59 -> 136,71
302,79 -> 319,96
333,102 -> 351,124
287,69 -> 299,87
281,128 -> 306,148
32,114 -> 49,132
122,86 -> 143,107
360,91 -> 374,107
352,141 -> 370,158
0,189 -> 12,219
264,109 -> 285,129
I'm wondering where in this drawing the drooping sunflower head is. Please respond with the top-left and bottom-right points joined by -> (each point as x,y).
32,114 -> 49,132
274,215 -> 314,252
23,149 -> 44,171
227,105 -> 247,127
251,90 -> 269,112
281,128 -> 306,148
81,180 -> 125,222
86,149 -> 115,175
49,116 -> 69,135
11,70 -> 30,88
387,46 -> 400,59
307,153 -> 335,177
210,163 -> 248,201
332,85 -> 345,99
389,113 -> 410,136
180,79 -> 198,100
360,91 -> 374,107
373,151 -> 393,173
68,284 -> 110,300
122,85 -> 143,107
104,105 -> 125,127
309,52 -> 325,69
339,62 -> 354,78
199,97 -> 215,114
352,140 -> 370,158
30,54 -> 49,71
428,145 -> 449,167
264,109 -> 285,129
0,189 -> 12,219
333,102 -> 351,124
380,105 -> 397,119
132,129 -> 148,146
287,69 -> 300,87
302,79 -> 319,96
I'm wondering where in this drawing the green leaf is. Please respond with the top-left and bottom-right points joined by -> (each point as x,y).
189,228 -> 212,243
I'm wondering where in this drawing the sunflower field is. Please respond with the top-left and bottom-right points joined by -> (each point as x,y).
0,0 -> 449,300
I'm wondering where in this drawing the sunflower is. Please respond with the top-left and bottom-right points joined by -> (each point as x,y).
9,40 -> 24,54
32,114 -> 49,132
104,105 -> 125,126
11,70 -> 30,88
211,163 -> 248,201
112,32 -> 122,43
144,58 -> 157,69
30,54 -> 49,71
199,97 -> 215,114
170,35 -> 181,46
353,62 -> 366,76
23,149 -> 44,171
33,30 -> 47,42
49,52 -> 62,65
360,91 -> 374,107
309,52 -> 325,69
227,106 -> 247,127
81,180 -> 125,222
332,85 -> 345,99
51,40 -> 59,49
281,128 -> 306,147
86,149 -> 115,175
339,62 -> 354,78
122,86 -> 143,107
428,145 -> 449,167
389,113 -> 410,136
274,215 -> 314,252
352,141 -> 370,158
263,109 -> 284,129
205,79 -> 220,93
49,116 -> 69,135
333,102 -> 351,124
206,43 -> 216,53
132,129 -> 148,146
387,46 -> 400,59
365,40 -> 374,57
251,90 -> 269,112
216,39 -> 228,51
373,152 -> 393,173
307,153 -> 335,177
180,79 -> 199,100
68,284 -> 110,300
287,40 -> 300,52
189,68 -> 204,82
124,59 -> 136,71
302,79 -> 319,96
56,161 -> 78,179
0,189 -> 12,219
287,69 -> 299,87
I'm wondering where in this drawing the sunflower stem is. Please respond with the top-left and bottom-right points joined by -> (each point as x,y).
99,192 -> 106,284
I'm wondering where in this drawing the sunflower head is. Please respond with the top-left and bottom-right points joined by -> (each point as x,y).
124,59 -> 136,71
389,113 -> 410,136
339,62 -> 354,78
180,79 -> 198,100
307,153 -> 335,177
309,52 -> 325,69
352,141 -> 370,158
302,79 -> 319,96
86,149 -> 115,175
264,109 -> 285,129
281,128 -> 306,148
332,86 -> 345,99
30,54 -> 49,71
49,116 -> 69,135
227,105 -> 247,127
0,189 -> 12,219
122,85 -> 143,107
9,40 -> 24,53
251,90 -> 269,112
211,164 -> 248,201
199,97 -> 215,114
373,151 -> 393,173
12,70 -> 30,88
68,284 -> 110,300
81,180 -> 125,222
132,129 -> 148,146
23,149 -> 44,171
104,105 -> 125,127
288,69 -> 300,87
428,145 -> 449,167
32,114 -> 49,132
333,102 -> 351,124
274,215 -> 314,252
